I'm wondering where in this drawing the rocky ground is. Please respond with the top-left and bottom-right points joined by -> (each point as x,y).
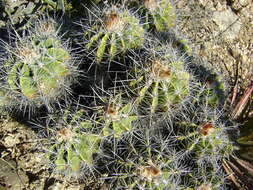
0,0 -> 252,189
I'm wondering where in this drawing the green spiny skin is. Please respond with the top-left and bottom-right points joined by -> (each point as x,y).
102,129 -> 187,189
46,109 -> 101,175
175,100 -> 235,165
185,157 -> 230,190
205,75 -> 226,107
191,75 -> 226,109
186,57 -> 227,108
97,94 -> 138,138
84,6 -> 145,62
129,49 -> 190,114
128,0 -> 176,31
186,168 -> 229,190
1,19 -> 76,110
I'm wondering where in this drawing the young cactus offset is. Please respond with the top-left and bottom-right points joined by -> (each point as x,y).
95,94 -> 138,138
0,18 -> 78,113
129,44 -> 190,114
82,5 -> 145,62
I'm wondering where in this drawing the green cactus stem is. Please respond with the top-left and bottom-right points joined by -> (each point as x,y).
46,109 -> 102,175
129,0 -> 176,31
95,94 -> 138,138
1,19 -> 77,111
130,58 -> 190,114
83,6 -> 145,62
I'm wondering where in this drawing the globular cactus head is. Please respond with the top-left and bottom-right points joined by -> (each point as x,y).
129,43 -> 190,114
44,108 -> 101,178
100,127 -> 187,189
176,101 -> 235,165
0,18 -> 78,114
82,5 -> 145,62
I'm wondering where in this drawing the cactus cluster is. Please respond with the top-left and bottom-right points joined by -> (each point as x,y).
0,0 -> 238,189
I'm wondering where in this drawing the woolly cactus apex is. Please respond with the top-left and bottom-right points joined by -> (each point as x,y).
97,94 -> 138,138
134,157 -> 187,189
32,17 -> 59,38
45,109 -> 101,176
129,46 -> 190,114
83,5 -> 145,62
0,19 -> 78,113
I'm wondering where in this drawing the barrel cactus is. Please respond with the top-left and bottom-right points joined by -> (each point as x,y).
129,43 -> 190,114
43,108 -> 101,178
0,18 -> 78,114
82,5 -> 145,62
